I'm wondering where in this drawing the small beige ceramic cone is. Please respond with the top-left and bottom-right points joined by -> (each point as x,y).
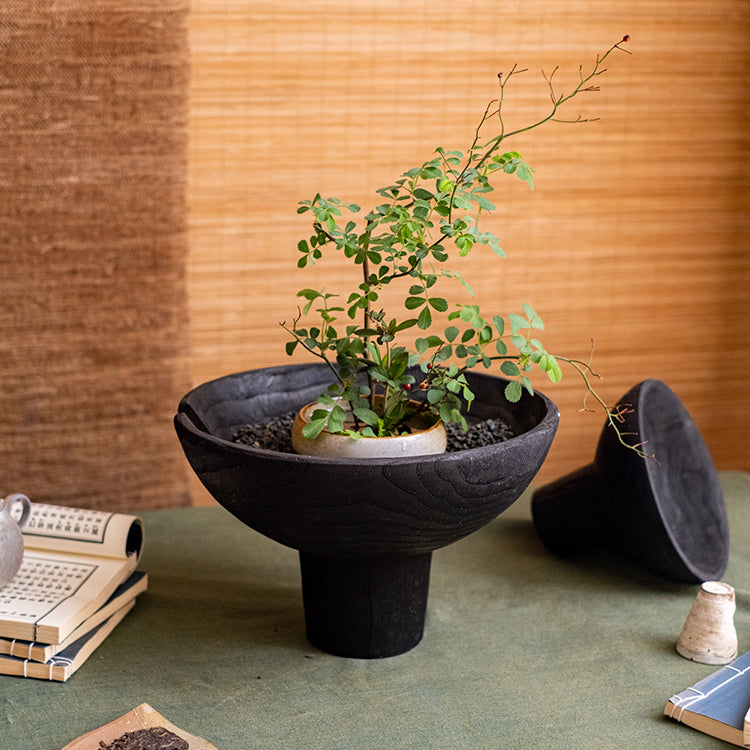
676,581 -> 738,665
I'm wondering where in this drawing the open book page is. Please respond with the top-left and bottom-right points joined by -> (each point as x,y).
0,600 -> 135,682
0,571 -> 147,661
665,650 -> 750,747
0,502 -> 146,643
0,549 -> 138,642
61,703 -> 219,749
20,503 -> 144,562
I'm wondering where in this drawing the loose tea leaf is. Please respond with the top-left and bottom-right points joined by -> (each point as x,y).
99,726 -> 189,750
61,704 -> 217,750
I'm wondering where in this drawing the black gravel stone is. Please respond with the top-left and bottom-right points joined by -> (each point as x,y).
445,417 -> 514,451
232,412 -> 514,453
234,412 -> 296,453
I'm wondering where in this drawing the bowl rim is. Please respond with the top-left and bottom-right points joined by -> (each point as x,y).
176,364 -> 560,467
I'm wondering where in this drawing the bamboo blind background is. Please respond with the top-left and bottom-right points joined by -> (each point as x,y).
2,1 -> 746,510
187,0 -> 749,503
1,2 -> 192,510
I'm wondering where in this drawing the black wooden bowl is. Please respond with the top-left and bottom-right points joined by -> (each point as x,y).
175,363 -> 558,657
531,379 -> 728,583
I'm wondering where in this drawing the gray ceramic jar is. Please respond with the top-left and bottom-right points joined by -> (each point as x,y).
0,493 -> 31,586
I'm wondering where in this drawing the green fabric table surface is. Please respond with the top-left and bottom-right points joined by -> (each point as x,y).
3,472 -> 749,749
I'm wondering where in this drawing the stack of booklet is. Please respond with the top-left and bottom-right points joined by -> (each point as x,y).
0,503 -> 147,682
665,650 -> 750,746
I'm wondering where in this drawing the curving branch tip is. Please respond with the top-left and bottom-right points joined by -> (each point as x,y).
615,34 -> 632,54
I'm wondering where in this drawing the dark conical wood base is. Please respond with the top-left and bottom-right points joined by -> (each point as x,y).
532,379 -> 729,583
299,552 -> 432,658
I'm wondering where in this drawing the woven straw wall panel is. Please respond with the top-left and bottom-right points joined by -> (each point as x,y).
187,0 -> 749,499
0,2 -> 192,510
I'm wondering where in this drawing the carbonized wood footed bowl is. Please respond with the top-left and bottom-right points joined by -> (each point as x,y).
174,363 -> 559,559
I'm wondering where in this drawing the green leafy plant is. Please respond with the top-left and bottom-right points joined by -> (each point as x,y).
284,36 -> 647,455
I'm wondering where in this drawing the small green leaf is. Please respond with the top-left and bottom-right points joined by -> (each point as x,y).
413,204 -> 430,220
500,361 -> 521,377
427,388 -> 444,405
302,418 -> 327,440
452,194 -> 473,210
452,271 -> 474,296
504,381 -> 523,403
353,408 -> 381,427
522,303 -> 544,329
428,297 -> 448,312
462,384 -> 475,405
479,325 -> 493,344
509,313 -> 528,333
434,345 -> 452,362
516,164 -> 535,189
439,403 -> 455,423
405,296 -> 425,310
421,165 -> 442,179
297,288 -> 322,301
456,235 -> 473,255
326,405 -> 346,434
459,305 -> 481,325
394,318 -> 418,332
417,306 -> 432,329
543,355 -> 563,383
389,351 -> 410,379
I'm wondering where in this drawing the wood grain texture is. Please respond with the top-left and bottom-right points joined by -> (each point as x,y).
175,364 -> 559,555
0,2 -> 192,510
187,0 -> 749,501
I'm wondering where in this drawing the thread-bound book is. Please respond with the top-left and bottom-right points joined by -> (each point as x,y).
665,650 -> 750,746
0,503 -> 147,681
0,502 -> 143,643
0,571 -> 146,662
